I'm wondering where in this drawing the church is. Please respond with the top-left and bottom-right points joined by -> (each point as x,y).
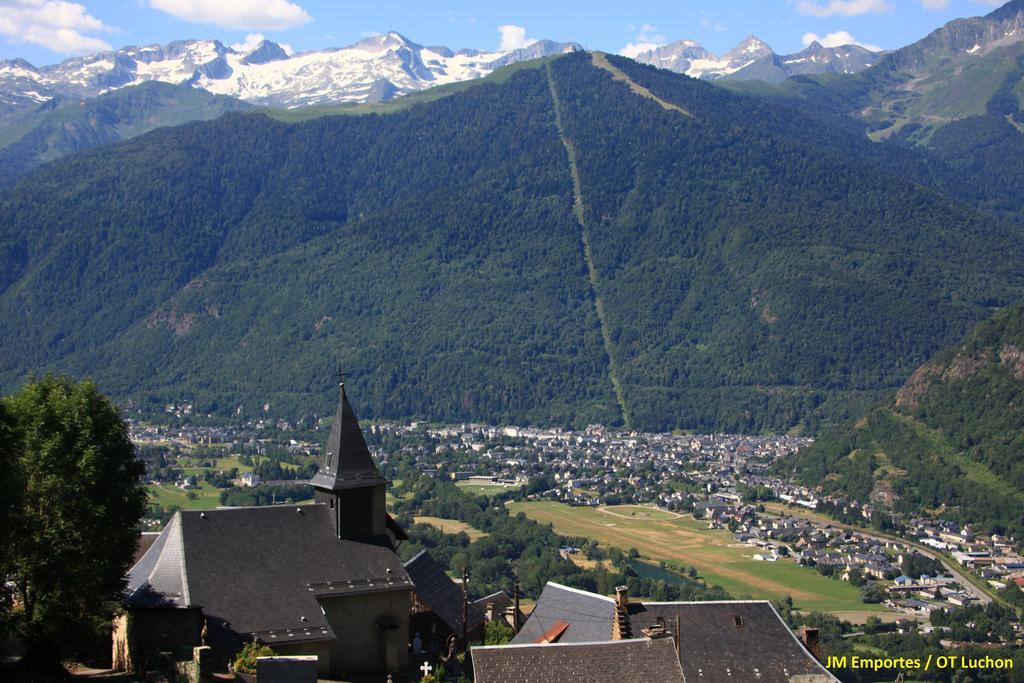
114,381 -> 412,680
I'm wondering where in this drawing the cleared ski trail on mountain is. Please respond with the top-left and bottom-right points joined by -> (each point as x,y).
545,61 -> 631,428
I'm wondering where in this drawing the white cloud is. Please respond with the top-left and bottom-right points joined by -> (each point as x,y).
230,32 -> 263,52
620,42 -> 660,58
700,11 -> 725,32
802,30 -> 881,51
701,17 -> 726,32
0,0 -> 114,54
921,0 -> 948,9
148,0 -> 311,31
497,24 -> 535,51
230,31 -> 292,55
618,23 -> 667,58
795,0 -> 891,17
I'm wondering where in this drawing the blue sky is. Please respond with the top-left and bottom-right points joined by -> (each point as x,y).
0,0 -> 1009,66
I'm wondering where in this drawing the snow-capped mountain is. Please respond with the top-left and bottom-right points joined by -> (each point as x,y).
0,32 -> 580,109
630,34 -> 879,82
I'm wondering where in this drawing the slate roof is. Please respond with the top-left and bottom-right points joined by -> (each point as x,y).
126,504 -> 411,646
132,532 -> 161,566
510,583 -> 616,644
472,637 -> 684,683
404,550 -> 486,634
627,601 -> 839,682
473,590 -> 525,625
509,585 -> 837,682
310,383 -> 386,492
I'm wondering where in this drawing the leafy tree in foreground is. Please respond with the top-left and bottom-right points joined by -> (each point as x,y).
5,375 -> 146,663
0,400 -> 19,635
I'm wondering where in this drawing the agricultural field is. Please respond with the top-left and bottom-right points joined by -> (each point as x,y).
507,502 -> 887,614
413,516 -> 487,541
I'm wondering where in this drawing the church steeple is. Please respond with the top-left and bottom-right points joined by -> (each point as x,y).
311,378 -> 386,493
312,377 -> 388,540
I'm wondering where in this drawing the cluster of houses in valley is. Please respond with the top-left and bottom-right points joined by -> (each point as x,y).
913,520 -> 1024,588
129,413 -> 1023,627
696,501 -> 991,614
128,419 -> 320,456
363,421 -> 1023,613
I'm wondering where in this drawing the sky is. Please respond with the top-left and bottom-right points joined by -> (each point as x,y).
0,0 -> 1011,66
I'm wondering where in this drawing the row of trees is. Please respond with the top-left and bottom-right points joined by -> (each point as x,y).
1,375 -> 146,669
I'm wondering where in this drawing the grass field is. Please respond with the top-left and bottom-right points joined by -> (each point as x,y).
413,516 -> 487,541
455,480 -> 521,496
147,481 -> 223,510
568,555 -> 610,570
507,502 -> 885,614
386,481 -> 405,506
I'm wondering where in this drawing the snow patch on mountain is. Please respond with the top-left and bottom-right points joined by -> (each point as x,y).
630,34 -> 880,82
0,32 -> 580,109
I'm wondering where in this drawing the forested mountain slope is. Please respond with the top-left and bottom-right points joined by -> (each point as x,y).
783,306 -> 1024,539
2,52 -> 1022,431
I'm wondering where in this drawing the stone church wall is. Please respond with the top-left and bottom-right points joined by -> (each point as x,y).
321,589 -> 411,679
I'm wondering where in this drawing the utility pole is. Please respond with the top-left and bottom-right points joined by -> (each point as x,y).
462,566 -> 469,652
674,613 -> 681,661
513,580 -> 521,633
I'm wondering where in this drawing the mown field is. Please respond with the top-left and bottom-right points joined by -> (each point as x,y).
413,516 -> 488,541
507,502 -> 886,614
455,480 -> 522,496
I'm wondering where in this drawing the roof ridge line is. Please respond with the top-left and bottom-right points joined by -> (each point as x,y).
472,637 -> 656,651
544,581 -> 617,603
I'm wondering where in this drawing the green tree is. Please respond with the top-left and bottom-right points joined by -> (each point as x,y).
0,401 -> 20,634
482,620 -> 513,646
5,375 -> 147,661
859,582 -> 887,604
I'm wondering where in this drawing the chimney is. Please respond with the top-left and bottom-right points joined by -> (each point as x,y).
615,585 -> 628,611
800,627 -> 821,661
485,602 -> 495,623
611,586 -> 631,640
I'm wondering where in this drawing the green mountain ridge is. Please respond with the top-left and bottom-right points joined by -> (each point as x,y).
785,306 -> 1024,538
0,81 -> 253,181
3,53 -> 1024,432
755,0 -> 1024,209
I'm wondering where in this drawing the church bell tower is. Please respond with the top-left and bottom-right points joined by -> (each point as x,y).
310,378 -> 388,540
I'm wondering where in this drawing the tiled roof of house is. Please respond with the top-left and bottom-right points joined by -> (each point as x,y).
473,590 -> 525,625
509,584 -> 838,682
628,601 -> 839,682
472,637 -> 684,683
510,583 -> 616,644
